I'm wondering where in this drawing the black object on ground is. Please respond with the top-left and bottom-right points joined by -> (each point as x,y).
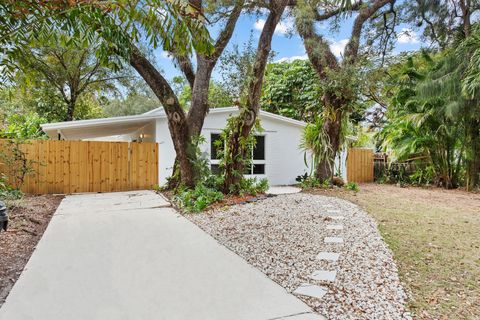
0,201 -> 8,232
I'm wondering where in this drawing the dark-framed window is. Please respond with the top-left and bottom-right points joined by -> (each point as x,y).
253,136 -> 265,160
210,133 -> 266,175
211,133 -> 222,160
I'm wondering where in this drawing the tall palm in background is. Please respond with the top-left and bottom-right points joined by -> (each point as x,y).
380,43 -> 480,189
460,25 -> 480,189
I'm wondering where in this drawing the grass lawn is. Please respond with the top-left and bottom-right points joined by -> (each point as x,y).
309,184 -> 480,320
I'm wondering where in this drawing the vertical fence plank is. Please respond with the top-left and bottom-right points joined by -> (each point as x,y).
122,142 -> 130,190
70,141 -> 79,193
130,143 -> 137,190
99,142 -> 107,192
138,143 -> 146,189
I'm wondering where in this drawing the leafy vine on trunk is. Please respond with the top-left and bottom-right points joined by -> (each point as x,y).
222,0 -> 289,193
294,0 -> 396,182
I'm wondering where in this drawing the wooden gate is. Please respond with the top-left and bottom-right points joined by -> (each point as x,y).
0,140 -> 158,194
346,148 -> 374,183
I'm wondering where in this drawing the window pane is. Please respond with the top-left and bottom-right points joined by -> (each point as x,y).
211,164 -> 221,175
253,164 -> 265,174
253,136 -> 265,160
211,133 -> 221,160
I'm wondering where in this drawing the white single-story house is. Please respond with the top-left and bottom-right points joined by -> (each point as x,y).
41,107 -> 347,186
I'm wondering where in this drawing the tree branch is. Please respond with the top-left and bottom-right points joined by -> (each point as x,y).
420,9 -> 442,48
129,46 -> 184,117
344,0 -> 394,62
315,1 -> 363,21
186,1 -> 245,135
246,0 -> 289,113
210,0 -> 245,62
295,5 -> 339,79
175,55 -> 196,88
168,0 -> 245,90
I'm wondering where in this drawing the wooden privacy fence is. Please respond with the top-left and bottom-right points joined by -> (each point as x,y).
347,148 -> 374,183
0,140 -> 158,194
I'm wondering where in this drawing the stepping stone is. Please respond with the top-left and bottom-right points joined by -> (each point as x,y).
293,283 -> 328,299
328,216 -> 345,220
324,237 -> 343,244
316,252 -> 340,261
310,270 -> 337,282
326,224 -> 343,230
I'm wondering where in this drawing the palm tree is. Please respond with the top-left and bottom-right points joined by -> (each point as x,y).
380,52 -> 465,188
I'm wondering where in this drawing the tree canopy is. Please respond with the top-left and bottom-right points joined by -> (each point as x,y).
261,60 -> 322,122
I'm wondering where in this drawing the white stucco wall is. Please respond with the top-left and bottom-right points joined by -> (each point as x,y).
335,151 -> 348,182
156,110 -> 310,186
156,118 -> 176,182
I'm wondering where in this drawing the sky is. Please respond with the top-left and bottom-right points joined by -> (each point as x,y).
154,9 -> 423,82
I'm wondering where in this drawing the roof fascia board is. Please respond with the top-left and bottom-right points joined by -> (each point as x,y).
41,114 -> 159,131
207,107 -> 307,127
42,107 -> 307,133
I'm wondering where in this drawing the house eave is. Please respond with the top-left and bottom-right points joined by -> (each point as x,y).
41,107 -> 308,140
41,114 -> 159,132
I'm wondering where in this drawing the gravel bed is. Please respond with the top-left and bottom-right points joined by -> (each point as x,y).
186,193 -> 411,320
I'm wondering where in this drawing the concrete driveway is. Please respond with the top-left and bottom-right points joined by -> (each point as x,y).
0,191 -> 323,320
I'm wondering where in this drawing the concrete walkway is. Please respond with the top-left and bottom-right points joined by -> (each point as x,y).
0,191 -> 323,320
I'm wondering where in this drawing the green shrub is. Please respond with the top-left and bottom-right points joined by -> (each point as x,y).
0,112 -> 47,139
0,173 -> 24,200
296,172 -> 309,183
0,174 -> 7,192
174,184 -> 224,213
375,162 -> 436,186
409,166 -> 435,185
173,176 -> 268,213
203,174 -> 224,190
236,177 -> 269,196
299,176 -> 331,189
300,176 -> 320,189
345,182 -> 360,192
256,178 -> 269,194
0,189 -> 24,200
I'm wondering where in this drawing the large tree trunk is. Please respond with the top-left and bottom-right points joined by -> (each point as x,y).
223,1 -> 288,193
295,0 -> 393,182
130,48 -> 197,187
222,110 -> 257,193
466,118 -> 480,189
65,91 -> 77,121
65,99 -> 76,121
459,0 -> 472,38
161,1 -> 244,189
315,104 -> 343,181
166,58 -> 214,189
187,57 -> 214,135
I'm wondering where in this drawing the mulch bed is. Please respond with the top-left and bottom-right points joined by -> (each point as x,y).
0,195 -> 63,306
161,190 -> 271,212
209,193 -> 270,209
